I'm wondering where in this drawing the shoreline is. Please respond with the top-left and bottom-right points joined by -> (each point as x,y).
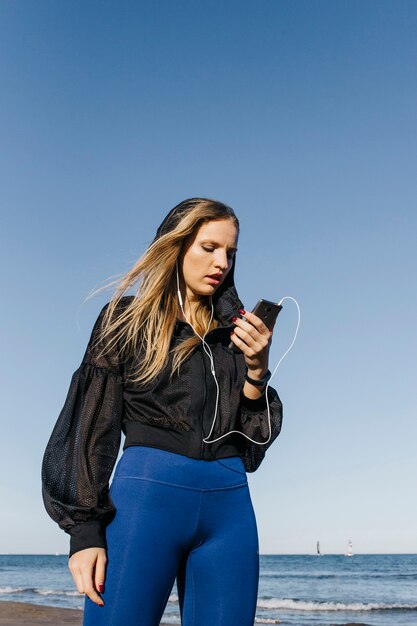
0,601 -> 382,626
0,601 -> 177,625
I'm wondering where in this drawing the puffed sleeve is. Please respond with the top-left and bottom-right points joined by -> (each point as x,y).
237,385 -> 283,473
41,300 -> 126,558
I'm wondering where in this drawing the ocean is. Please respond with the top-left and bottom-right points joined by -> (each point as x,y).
0,553 -> 416,625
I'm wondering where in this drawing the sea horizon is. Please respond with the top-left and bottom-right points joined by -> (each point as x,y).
2,551 -> 416,555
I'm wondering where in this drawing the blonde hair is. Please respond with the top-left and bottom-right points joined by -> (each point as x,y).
88,198 -> 239,386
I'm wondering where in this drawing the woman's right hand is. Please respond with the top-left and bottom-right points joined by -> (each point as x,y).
68,547 -> 107,606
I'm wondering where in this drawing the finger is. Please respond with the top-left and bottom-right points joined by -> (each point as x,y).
229,330 -> 249,354
71,571 -> 85,595
82,567 -> 104,606
233,322 -> 269,352
68,560 -> 84,595
230,328 -> 258,357
94,552 -> 108,594
240,310 -> 270,334
233,316 -> 260,343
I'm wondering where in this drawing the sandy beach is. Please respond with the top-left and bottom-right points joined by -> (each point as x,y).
0,600 -> 389,626
0,601 -> 177,625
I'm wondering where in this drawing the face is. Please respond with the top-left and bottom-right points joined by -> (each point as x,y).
179,219 -> 239,302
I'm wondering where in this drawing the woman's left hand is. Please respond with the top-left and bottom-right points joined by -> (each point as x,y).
230,309 -> 274,377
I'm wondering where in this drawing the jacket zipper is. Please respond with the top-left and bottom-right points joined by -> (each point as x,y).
200,344 -> 207,460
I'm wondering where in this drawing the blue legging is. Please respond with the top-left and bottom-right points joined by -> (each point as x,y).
83,445 -> 259,626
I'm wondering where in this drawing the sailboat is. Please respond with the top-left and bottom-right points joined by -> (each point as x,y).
316,541 -> 322,556
344,539 -> 353,557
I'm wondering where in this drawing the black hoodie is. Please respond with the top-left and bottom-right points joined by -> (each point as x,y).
41,206 -> 283,558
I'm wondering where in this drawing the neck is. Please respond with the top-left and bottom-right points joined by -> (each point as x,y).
178,302 -> 198,323
177,294 -> 213,325
178,287 -> 203,319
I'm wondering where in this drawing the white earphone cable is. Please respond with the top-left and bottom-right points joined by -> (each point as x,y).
176,262 -> 300,445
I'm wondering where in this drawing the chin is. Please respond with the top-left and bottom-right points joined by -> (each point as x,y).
191,284 -> 218,298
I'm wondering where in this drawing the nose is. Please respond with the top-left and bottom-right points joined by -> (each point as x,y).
214,250 -> 230,271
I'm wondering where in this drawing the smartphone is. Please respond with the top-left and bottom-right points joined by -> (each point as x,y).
228,299 -> 282,351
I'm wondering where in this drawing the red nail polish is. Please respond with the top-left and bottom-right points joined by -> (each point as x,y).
239,308 -> 246,315
230,331 -> 234,336
98,584 -> 104,593
232,316 -> 237,322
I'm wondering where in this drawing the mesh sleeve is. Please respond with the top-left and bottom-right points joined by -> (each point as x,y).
41,302 -> 125,558
236,385 -> 283,473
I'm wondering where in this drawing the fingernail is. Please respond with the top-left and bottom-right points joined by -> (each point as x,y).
98,602 -> 104,606
232,316 -> 237,322
239,308 -> 246,315
230,331 -> 234,336
98,584 -> 104,593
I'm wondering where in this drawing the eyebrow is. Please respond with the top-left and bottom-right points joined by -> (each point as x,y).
200,239 -> 238,252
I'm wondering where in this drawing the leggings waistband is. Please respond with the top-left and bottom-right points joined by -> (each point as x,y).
113,445 -> 248,490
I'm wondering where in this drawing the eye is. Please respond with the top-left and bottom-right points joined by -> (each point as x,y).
202,245 -> 236,259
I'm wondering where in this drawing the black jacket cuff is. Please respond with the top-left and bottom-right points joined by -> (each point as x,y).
240,389 -> 268,412
68,520 -> 107,559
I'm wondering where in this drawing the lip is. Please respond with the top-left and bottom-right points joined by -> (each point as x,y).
206,275 -> 221,285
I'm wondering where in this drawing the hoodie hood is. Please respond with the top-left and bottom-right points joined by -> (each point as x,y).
151,200 -> 244,327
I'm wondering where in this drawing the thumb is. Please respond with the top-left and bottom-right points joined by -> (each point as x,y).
94,552 -> 107,594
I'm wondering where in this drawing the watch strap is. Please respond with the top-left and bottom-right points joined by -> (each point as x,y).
245,369 -> 271,387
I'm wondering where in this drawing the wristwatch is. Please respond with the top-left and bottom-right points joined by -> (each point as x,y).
245,369 -> 271,387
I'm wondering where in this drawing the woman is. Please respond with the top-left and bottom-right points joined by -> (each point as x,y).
41,197 -> 283,626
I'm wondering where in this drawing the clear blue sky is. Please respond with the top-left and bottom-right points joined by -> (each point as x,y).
1,0 -> 416,555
